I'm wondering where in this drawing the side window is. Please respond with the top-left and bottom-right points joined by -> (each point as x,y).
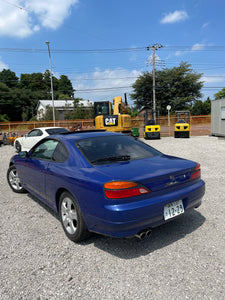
31,140 -> 59,160
52,142 -> 69,163
28,129 -> 43,137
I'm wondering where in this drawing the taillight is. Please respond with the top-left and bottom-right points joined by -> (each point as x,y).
190,163 -> 201,180
104,181 -> 150,199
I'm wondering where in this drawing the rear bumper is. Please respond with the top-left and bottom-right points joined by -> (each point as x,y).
85,180 -> 205,238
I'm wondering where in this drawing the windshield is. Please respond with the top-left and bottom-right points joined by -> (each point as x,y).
75,135 -> 161,165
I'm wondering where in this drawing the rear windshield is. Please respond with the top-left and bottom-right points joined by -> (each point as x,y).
46,128 -> 69,135
75,135 -> 161,165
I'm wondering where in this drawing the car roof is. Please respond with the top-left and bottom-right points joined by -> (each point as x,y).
33,127 -> 66,130
51,130 -> 122,141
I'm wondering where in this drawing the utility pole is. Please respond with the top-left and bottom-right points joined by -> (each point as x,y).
147,44 -> 163,121
45,41 -> 55,126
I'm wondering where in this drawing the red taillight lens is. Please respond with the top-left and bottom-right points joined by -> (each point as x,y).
191,163 -> 201,180
104,181 -> 150,199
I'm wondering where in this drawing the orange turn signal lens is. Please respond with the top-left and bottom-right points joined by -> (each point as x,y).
104,181 -> 150,199
104,181 -> 137,189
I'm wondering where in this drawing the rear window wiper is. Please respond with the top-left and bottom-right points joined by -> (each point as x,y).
91,155 -> 131,164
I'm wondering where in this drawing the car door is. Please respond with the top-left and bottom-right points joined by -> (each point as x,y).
22,129 -> 45,151
20,139 -> 59,204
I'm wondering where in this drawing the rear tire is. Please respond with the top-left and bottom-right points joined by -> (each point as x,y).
59,192 -> 90,242
7,165 -> 26,193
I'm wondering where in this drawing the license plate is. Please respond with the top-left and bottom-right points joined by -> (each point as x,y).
164,200 -> 184,220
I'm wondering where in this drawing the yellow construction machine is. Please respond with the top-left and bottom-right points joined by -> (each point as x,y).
94,96 -> 132,134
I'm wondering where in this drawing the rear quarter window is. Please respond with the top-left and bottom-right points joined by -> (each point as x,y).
52,142 -> 69,162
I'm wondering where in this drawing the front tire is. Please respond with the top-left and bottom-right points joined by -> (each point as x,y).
15,141 -> 21,153
7,165 -> 26,193
59,192 -> 90,242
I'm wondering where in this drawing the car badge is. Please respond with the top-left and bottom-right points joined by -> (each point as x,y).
166,175 -> 178,187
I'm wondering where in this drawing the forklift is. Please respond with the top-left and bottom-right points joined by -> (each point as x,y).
174,111 -> 190,138
144,109 -> 160,139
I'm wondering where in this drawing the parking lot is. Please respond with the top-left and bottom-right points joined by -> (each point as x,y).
0,136 -> 225,300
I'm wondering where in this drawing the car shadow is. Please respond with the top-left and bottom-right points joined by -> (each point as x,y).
82,210 -> 206,259
27,193 -> 60,220
27,193 -> 205,259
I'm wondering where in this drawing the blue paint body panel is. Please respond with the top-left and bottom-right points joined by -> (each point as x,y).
10,131 -> 205,238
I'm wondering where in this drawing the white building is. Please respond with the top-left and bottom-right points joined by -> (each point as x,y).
211,98 -> 225,137
37,99 -> 93,120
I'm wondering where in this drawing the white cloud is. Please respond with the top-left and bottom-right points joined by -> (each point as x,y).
191,43 -> 205,51
174,43 -> 206,56
160,10 -> 188,24
202,76 -> 225,84
0,0 -> 78,38
73,68 -> 142,103
146,53 -> 161,65
0,2 -> 33,38
202,22 -> 210,29
26,0 -> 78,30
175,50 -> 183,56
0,57 -> 9,70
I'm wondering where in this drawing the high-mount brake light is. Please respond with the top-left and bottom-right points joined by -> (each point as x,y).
104,181 -> 150,199
190,163 -> 201,180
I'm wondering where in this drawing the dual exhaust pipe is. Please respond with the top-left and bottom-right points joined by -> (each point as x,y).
135,228 -> 152,240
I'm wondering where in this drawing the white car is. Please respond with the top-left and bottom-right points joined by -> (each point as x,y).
14,127 -> 69,152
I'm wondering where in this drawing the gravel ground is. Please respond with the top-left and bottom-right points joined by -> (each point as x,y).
0,136 -> 225,300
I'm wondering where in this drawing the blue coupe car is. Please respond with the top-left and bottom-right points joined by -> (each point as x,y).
7,131 -> 205,242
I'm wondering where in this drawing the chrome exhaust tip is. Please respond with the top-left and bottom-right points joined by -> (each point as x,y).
146,229 -> 152,238
135,229 -> 152,240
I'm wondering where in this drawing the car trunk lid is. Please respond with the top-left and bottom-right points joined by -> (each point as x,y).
95,155 -> 197,192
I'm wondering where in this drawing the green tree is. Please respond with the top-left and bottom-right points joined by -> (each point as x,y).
129,106 -> 139,117
214,87 -> 225,100
39,105 -> 59,121
65,98 -> 94,119
19,73 -> 48,91
0,82 -> 15,120
57,75 -> 75,99
43,70 -> 59,99
0,69 -> 75,121
131,62 -> 203,115
0,114 -> 9,122
0,69 -> 18,88
191,97 -> 211,115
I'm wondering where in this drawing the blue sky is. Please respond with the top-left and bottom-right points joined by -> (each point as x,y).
1,0 -> 225,105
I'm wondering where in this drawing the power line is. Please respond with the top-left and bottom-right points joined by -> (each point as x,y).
0,47 -> 147,54
2,45 -> 225,56
2,74 -> 225,85
1,0 -> 25,11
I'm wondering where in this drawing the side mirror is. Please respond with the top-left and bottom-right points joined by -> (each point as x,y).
19,151 -> 28,158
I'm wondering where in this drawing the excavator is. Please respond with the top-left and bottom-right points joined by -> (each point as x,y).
94,96 -> 132,134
